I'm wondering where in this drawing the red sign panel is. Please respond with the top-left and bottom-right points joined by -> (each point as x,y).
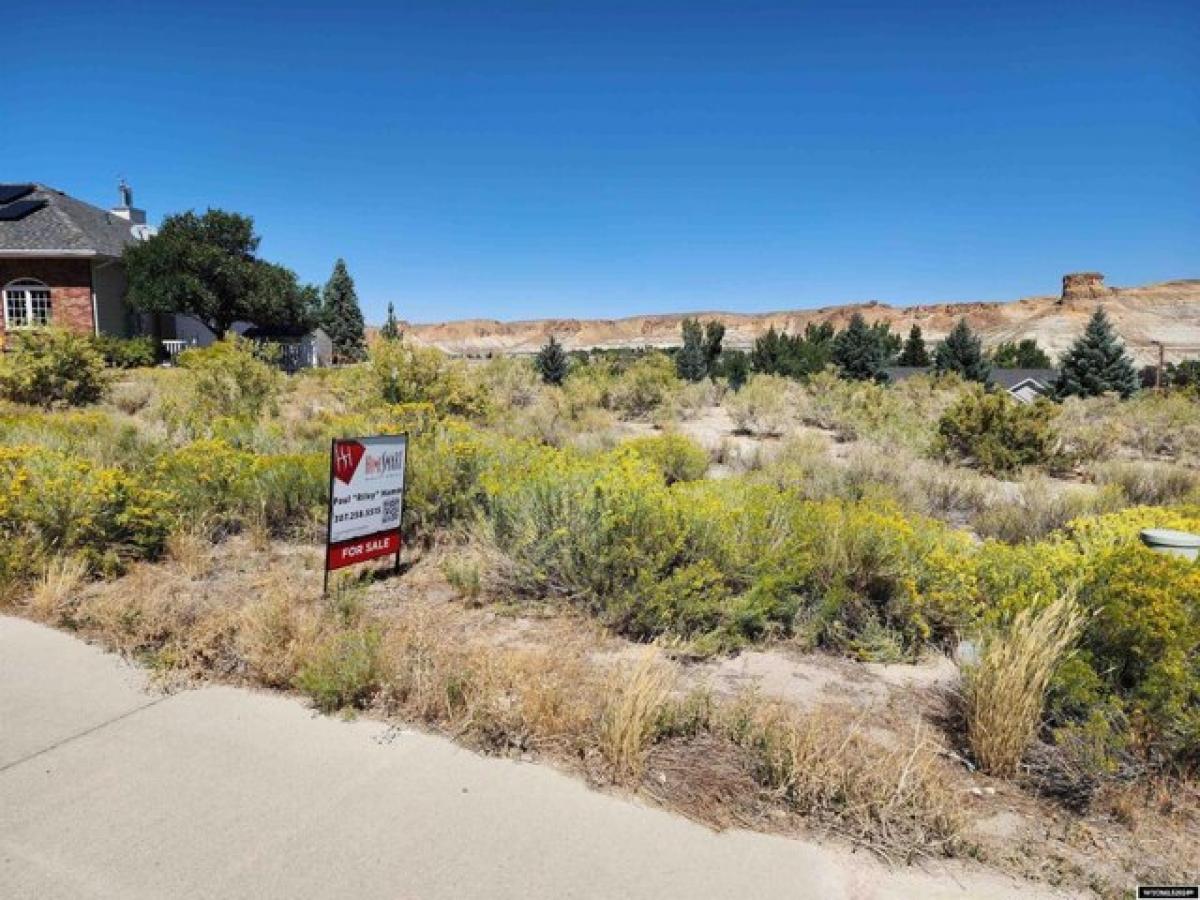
326,531 -> 402,571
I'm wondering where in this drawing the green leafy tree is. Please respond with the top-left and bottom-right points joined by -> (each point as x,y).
831,313 -> 887,382
991,338 -> 1052,369
897,324 -> 931,367
1055,308 -> 1139,399
321,259 -> 366,362
703,320 -> 725,377
676,318 -> 708,382
380,302 -> 402,341
124,209 -> 316,338
935,319 -> 991,383
535,335 -> 569,385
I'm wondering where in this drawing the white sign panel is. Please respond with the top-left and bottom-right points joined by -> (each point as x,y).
326,435 -> 407,571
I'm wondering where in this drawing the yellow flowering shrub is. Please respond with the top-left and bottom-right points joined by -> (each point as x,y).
0,446 -> 173,570
621,433 -> 709,484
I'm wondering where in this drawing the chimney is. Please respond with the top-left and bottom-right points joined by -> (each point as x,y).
111,178 -> 147,226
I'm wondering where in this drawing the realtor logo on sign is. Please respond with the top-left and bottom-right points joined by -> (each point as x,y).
325,434 -> 408,583
333,440 -> 365,484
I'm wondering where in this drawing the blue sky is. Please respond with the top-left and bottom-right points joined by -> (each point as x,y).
6,1 -> 1198,324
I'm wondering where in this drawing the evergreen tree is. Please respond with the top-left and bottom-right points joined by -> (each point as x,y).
897,324 -> 931,367
934,319 -> 991,383
534,335 -> 569,386
870,321 -> 902,363
321,259 -> 366,362
718,349 -> 750,391
1055,308 -> 1139,399
676,318 -> 708,382
831,313 -> 887,381
703,320 -> 725,377
380,302 -> 402,341
750,321 -> 835,380
991,338 -> 1051,368
750,326 -> 784,374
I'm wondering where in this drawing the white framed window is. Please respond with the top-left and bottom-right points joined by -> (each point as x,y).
3,279 -> 52,329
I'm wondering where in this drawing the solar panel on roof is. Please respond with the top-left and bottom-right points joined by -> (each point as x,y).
0,184 -> 35,204
0,199 -> 48,221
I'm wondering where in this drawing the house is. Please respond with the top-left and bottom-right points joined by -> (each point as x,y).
885,366 -> 1058,402
241,324 -> 333,372
0,181 -> 153,345
989,368 -> 1058,404
0,181 -> 328,370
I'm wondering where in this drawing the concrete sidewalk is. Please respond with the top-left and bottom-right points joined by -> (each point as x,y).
0,615 -> 1063,899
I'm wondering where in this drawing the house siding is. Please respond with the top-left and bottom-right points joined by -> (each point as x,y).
91,261 -> 131,338
0,258 -> 94,344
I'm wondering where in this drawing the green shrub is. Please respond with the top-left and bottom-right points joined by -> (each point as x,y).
369,340 -> 489,418
1052,545 -> 1200,769
173,337 -> 281,426
92,334 -> 159,369
608,353 -> 679,419
936,388 -> 1060,474
0,329 -> 110,407
294,626 -> 385,713
622,433 -> 708,483
725,373 -> 793,436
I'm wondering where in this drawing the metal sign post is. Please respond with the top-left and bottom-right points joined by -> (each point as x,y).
323,433 -> 408,594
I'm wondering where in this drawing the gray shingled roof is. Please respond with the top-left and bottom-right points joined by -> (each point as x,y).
885,366 -> 1058,389
0,183 -> 141,257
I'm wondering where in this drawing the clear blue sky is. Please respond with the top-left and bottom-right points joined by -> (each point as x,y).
6,1 -> 1198,324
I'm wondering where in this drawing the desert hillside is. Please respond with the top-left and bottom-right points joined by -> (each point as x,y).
402,275 -> 1200,364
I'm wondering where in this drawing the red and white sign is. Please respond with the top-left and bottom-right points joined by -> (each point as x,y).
325,435 -> 407,573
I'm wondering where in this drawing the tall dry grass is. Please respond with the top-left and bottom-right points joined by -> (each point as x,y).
28,556 -> 89,621
599,653 -> 677,781
963,592 -> 1087,777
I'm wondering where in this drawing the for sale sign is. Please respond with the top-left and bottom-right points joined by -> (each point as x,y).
325,435 -> 407,574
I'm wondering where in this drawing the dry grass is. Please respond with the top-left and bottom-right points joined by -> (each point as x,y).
722,701 -> 963,861
12,544 -> 967,863
1088,460 -> 1199,506
964,592 -> 1087,777
165,527 -> 212,580
598,653 -> 677,781
28,555 -> 89,621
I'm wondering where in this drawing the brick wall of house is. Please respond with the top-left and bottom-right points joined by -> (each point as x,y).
0,258 -> 94,345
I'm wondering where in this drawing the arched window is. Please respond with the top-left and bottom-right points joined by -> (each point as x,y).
3,279 -> 52,329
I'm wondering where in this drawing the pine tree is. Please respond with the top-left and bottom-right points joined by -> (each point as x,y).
935,319 -> 991,383
718,349 -> 750,391
1055,308 -> 1139,399
897,324 -> 931,367
535,335 -> 569,386
676,318 -> 708,382
321,259 -> 366,362
380,302 -> 402,341
703,320 -> 725,377
831,313 -> 887,381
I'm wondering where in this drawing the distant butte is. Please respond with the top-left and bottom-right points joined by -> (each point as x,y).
395,275 -> 1200,364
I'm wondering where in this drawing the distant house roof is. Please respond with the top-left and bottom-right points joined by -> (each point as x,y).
0,183 -> 144,257
884,366 -> 1058,390
241,324 -> 329,341
988,368 -> 1058,390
